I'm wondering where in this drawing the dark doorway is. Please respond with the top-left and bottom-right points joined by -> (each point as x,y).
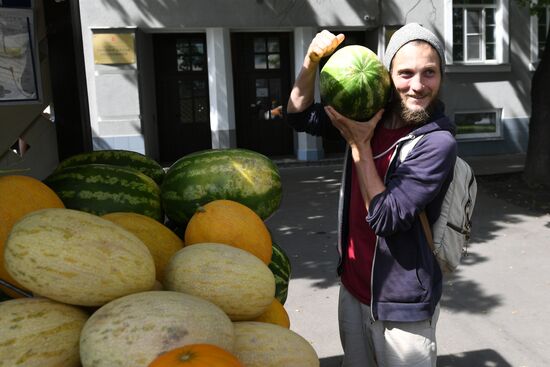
320,31 -> 369,155
44,0 -> 91,160
231,32 -> 294,157
153,34 -> 212,164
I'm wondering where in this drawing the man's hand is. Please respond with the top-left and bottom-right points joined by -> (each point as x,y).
287,30 -> 344,114
325,106 -> 384,149
325,106 -> 387,206
306,31 -> 345,65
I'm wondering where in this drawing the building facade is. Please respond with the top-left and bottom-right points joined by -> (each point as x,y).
77,0 -> 541,165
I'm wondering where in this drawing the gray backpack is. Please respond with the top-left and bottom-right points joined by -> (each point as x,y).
399,135 -> 477,273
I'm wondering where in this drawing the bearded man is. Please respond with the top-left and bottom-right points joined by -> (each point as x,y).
284,23 -> 457,367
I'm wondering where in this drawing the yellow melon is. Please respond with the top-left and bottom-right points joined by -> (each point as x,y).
251,298 -> 290,328
101,212 -> 184,282
184,200 -> 272,264
0,175 -> 65,298
4,208 -> 155,306
233,321 -> 319,367
164,243 -> 275,321
79,291 -> 235,367
0,297 -> 88,367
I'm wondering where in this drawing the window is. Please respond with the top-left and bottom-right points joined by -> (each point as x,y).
531,5 -> 550,63
454,109 -> 502,140
178,79 -> 209,124
453,0 -> 497,62
174,35 -> 209,124
378,25 -> 403,60
253,37 -> 281,70
445,0 -> 509,68
384,25 -> 402,48
255,78 -> 283,120
176,38 -> 206,72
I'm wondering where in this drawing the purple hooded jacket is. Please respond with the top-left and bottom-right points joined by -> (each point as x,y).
284,102 -> 457,322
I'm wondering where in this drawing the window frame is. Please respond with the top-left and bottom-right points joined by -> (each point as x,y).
173,34 -> 210,125
377,24 -> 404,60
445,0 -> 510,72
454,108 -> 503,140
530,4 -> 550,67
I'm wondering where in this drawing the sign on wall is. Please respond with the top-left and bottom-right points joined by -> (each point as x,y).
93,33 -> 136,65
0,6 -> 41,104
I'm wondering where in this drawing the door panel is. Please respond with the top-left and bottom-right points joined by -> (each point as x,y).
154,34 -> 212,164
232,33 -> 293,157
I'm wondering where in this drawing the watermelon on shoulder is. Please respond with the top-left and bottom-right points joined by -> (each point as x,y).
320,45 -> 390,121
55,149 -> 165,185
161,148 -> 282,226
44,163 -> 163,222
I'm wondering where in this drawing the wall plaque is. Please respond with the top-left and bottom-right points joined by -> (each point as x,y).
93,33 -> 136,65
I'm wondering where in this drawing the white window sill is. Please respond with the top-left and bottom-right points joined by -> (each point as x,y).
456,135 -> 504,142
445,63 -> 512,73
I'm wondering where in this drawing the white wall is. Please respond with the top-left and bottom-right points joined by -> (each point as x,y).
76,0 -> 532,158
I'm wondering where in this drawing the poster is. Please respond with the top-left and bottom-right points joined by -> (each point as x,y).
0,7 -> 40,103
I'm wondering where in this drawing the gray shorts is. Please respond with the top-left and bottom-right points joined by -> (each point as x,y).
338,285 -> 439,367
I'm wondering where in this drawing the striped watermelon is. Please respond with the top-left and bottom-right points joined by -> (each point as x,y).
161,148 -> 282,226
269,242 -> 291,305
320,45 -> 390,121
55,149 -> 165,185
44,164 -> 163,221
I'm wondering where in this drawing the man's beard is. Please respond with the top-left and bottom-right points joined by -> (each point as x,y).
393,95 -> 437,126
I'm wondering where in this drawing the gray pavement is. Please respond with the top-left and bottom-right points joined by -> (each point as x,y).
265,155 -> 550,367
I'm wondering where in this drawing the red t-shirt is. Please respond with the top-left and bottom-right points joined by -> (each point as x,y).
341,124 -> 413,305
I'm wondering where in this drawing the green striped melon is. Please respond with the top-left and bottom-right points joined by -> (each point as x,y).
55,149 -> 165,184
4,208 -> 156,306
269,242 -> 291,305
320,45 -> 390,121
161,148 -> 282,226
0,297 -> 88,367
44,163 -> 163,222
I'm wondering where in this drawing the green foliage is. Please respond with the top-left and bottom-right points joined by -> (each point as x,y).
516,0 -> 550,15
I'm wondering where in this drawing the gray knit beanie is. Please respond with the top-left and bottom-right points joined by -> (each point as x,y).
383,23 -> 445,73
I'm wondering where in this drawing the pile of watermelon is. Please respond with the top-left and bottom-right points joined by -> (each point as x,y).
0,147 -> 313,366
40,148 -> 291,304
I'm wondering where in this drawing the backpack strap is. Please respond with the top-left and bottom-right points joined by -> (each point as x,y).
396,134 -> 438,254
373,133 -> 420,161
419,211 -> 436,254
398,134 -> 424,162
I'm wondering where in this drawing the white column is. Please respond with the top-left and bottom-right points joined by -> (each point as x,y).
206,28 -> 236,149
293,27 -> 324,161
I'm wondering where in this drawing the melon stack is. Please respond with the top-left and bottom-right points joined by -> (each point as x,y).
0,148 -> 319,367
